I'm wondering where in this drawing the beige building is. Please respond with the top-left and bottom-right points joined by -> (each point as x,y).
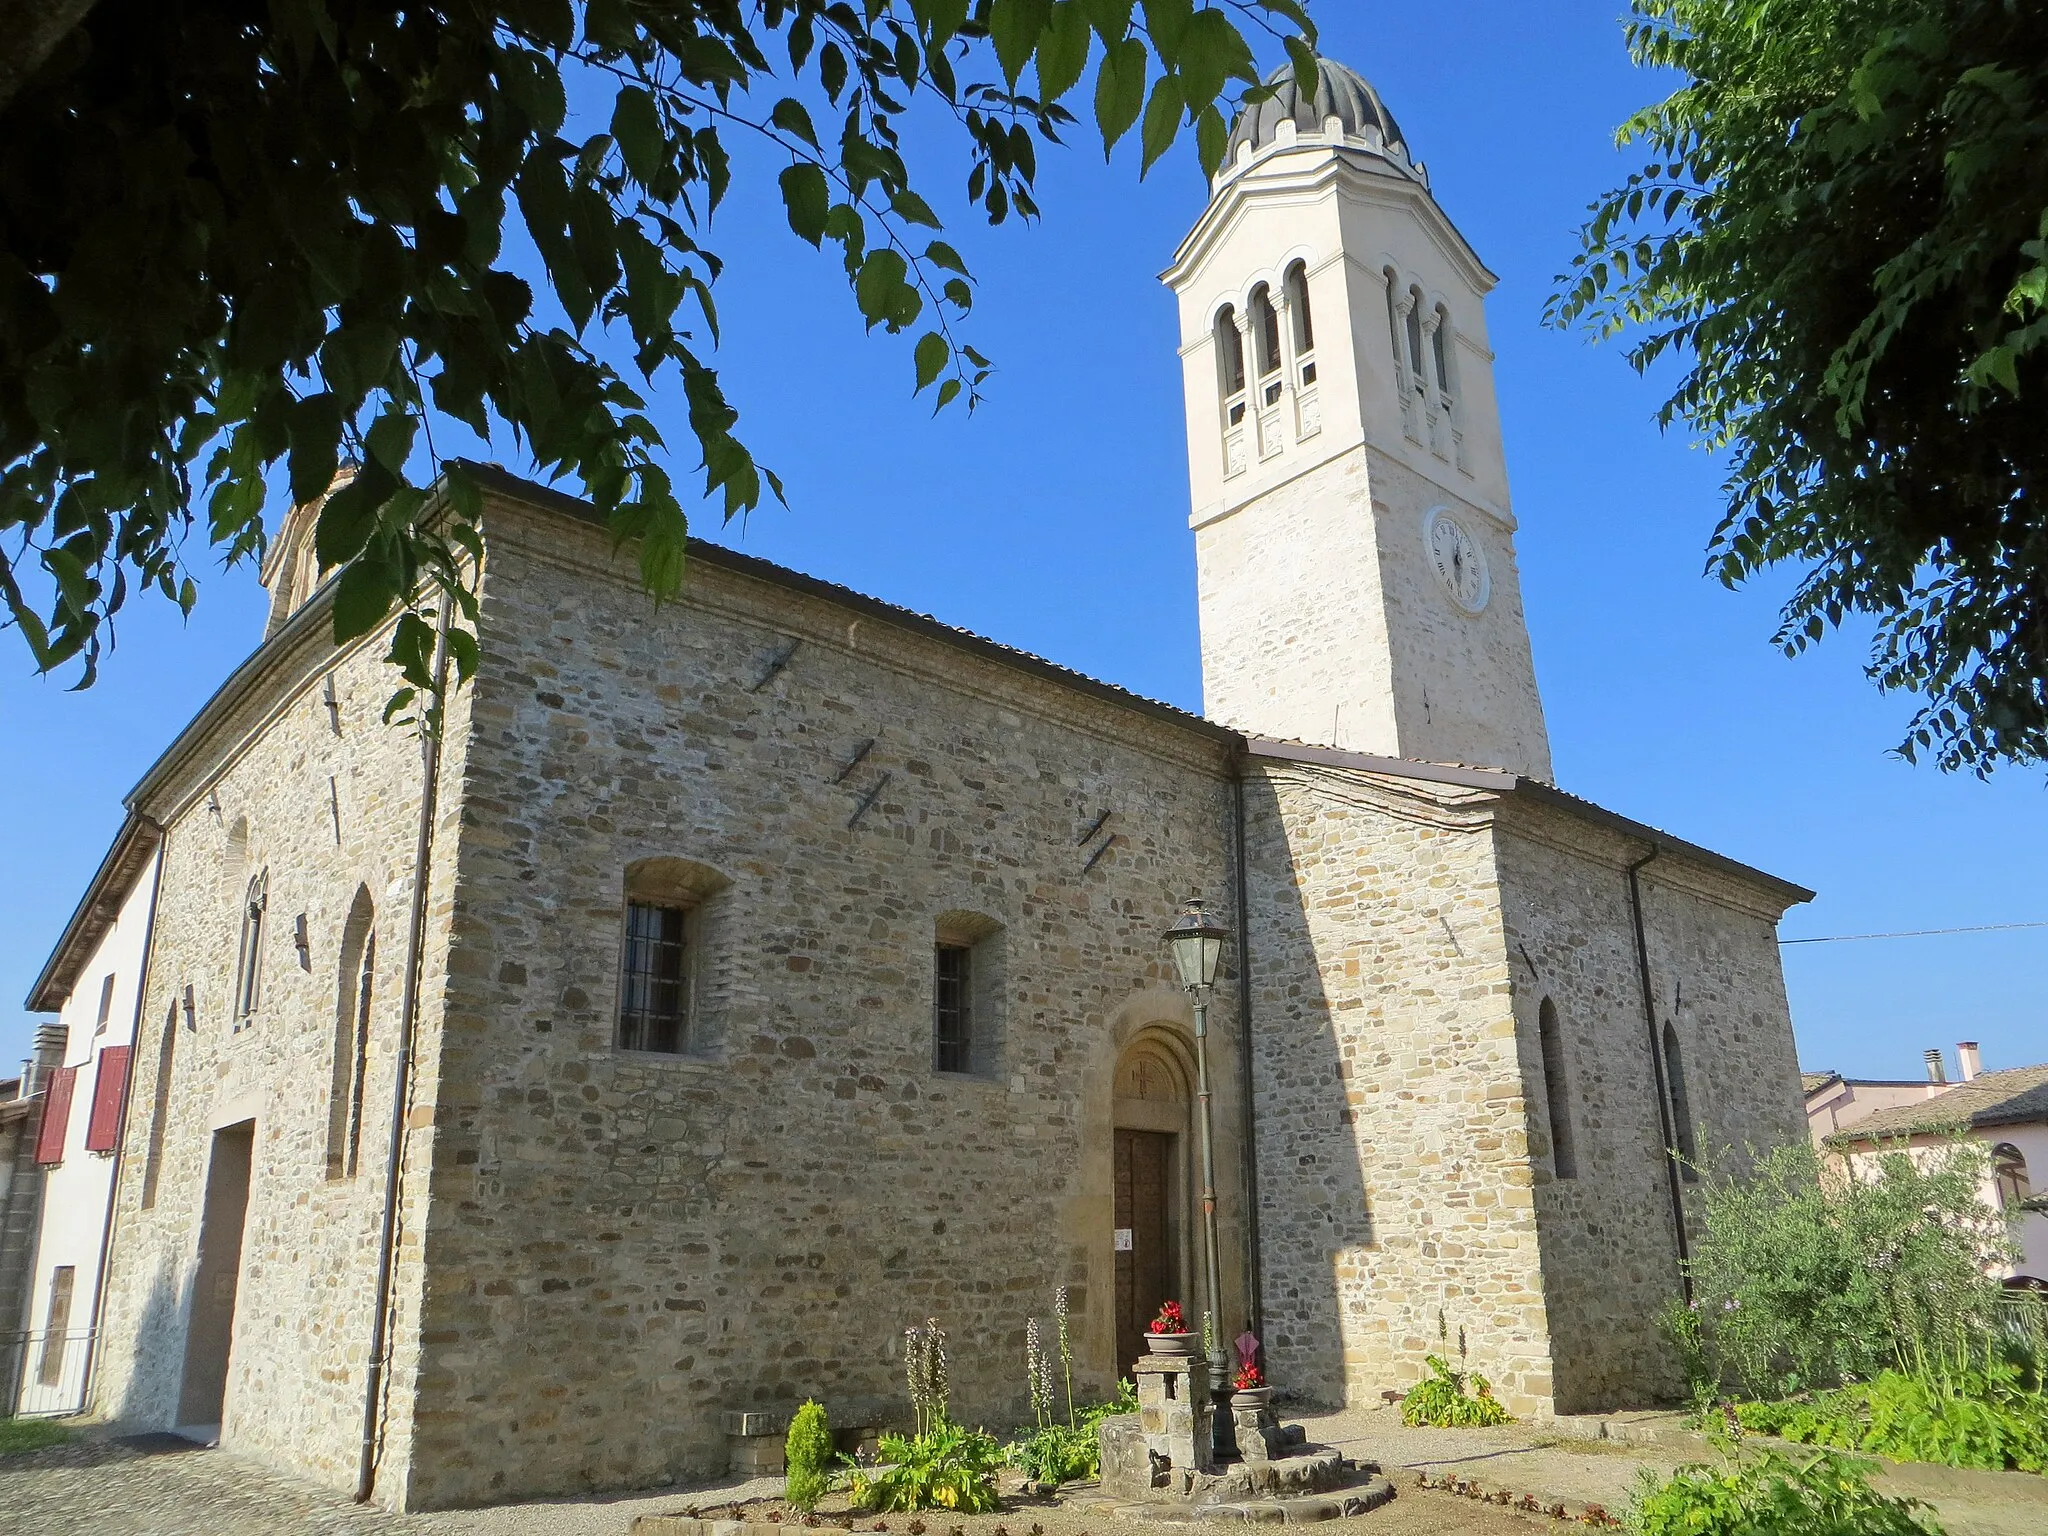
73,56 -> 1810,1510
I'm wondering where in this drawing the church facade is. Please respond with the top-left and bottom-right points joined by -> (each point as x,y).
76,58 -> 1808,1511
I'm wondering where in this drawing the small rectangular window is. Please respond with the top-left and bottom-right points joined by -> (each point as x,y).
619,901 -> 691,1053
933,944 -> 973,1074
95,973 -> 117,1033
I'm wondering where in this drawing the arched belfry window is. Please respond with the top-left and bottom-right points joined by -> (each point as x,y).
233,871 -> 268,1025
1215,304 -> 1248,477
1662,1021 -> 1699,1179
1537,998 -> 1577,1180
1250,284 -> 1282,405
1214,305 -> 1246,421
1284,261 -> 1315,387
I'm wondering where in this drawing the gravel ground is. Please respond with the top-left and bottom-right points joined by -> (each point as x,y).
6,1408 -> 2046,1536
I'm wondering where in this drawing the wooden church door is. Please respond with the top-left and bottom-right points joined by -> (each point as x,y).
1114,1127 -> 1175,1379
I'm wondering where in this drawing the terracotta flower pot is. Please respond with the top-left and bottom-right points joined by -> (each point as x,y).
1145,1331 -> 1195,1357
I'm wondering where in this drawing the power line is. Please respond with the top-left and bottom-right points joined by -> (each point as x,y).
1780,920 -> 2048,946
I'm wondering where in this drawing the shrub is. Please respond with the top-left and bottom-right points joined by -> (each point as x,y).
785,1400 -> 834,1512
850,1420 -> 1004,1513
1627,1446 -> 1942,1536
1400,1354 -> 1512,1428
1684,1139 -> 2011,1398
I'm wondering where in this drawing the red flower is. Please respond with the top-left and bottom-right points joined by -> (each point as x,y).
1232,1363 -> 1264,1391
1148,1301 -> 1186,1334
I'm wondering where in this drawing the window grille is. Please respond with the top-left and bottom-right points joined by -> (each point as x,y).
933,943 -> 973,1073
619,901 -> 691,1053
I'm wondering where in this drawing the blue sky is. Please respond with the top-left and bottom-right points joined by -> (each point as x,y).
3,3 -> 2042,1083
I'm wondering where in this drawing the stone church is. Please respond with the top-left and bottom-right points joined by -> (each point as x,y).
78,57 -> 1808,1510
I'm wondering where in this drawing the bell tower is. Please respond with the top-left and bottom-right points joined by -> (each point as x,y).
1163,59 -> 1551,781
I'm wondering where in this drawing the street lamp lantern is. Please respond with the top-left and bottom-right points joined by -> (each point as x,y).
1164,894 -> 1232,1435
1164,896 -> 1228,992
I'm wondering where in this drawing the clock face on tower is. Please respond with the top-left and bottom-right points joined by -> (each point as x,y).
1424,507 -> 1491,614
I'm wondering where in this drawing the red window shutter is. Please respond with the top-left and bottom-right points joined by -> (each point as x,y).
34,1066 -> 76,1165
84,1045 -> 133,1153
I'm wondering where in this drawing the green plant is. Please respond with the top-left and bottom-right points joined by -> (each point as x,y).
0,1418 -> 72,1456
1737,1363 -> 2048,1473
1053,1285 -> 1076,1429
904,1319 -> 950,1438
1400,1354 -> 1512,1429
1627,1445 -> 1943,1536
1005,1381 -> 1138,1488
785,1400 -> 834,1513
1006,1423 -> 1097,1488
850,1420 -> 1004,1513
1076,1377 -> 1139,1432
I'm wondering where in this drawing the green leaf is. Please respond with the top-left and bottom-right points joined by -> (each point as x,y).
1037,2 -> 1091,101
770,97 -> 821,150
611,86 -> 665,185
1138,72 -> 1184,176
1140,0 -> 1192,56
889,187 -> 943,229
285,392 -> 344,505
914,331 -> 949,392
855,249 -> 911,330
332,557 -> 400,642
924,239 -> 970,276
1195,103 -> 1227,177
780,163 -> 831,246
990,0 -> 1053,89
1283,35 -> 1319,106
1094,38 -> 1147,154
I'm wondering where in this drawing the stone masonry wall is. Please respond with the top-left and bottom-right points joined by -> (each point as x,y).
1493,800 -> 1807,1412
93,594 -> 472,1500
1243,761 -> 1555,1416
399,494 -> 1253,1509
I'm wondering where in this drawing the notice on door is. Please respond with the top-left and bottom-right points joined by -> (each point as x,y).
1113,1228 -> 1133,1251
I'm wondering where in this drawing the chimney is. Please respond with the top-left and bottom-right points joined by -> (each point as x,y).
27,1022 -> 68,1097
1957,1042 -> 1982,1082
1924,1047 -> 1948,1085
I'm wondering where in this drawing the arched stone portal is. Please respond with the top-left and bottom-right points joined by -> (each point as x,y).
1112,1030 -> 1198,1379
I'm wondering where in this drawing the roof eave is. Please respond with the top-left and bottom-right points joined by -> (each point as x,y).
26,811 -> 163,1012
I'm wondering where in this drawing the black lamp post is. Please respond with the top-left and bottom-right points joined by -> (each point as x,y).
1164,894 -> 1230,1389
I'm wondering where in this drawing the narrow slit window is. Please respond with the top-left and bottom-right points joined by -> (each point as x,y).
619,900 -> 691,1053
1385,270 -> 1404,376
343,935 -> 374,1176
933,943 -> 973,1073
140,1000 -> 176,1209
95,973 -> 116,1034
234,872 -> 267,1022
1405,288 -> 1426,379
1432,306 -> 1454,395
1286,262 -> 1314,357
1662,1022 -> 1699,1178
1538,999 -> 1577,1180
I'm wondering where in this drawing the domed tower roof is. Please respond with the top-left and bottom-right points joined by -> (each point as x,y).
1225,56 -> 1406,160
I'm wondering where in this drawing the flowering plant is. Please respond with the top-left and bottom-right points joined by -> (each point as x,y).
1233,1362 -> 1264,1391
1148,1301 -> 1186,1335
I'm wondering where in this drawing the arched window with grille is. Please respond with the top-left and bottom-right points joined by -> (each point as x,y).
1538,998 -> 1577,1180
1662,1022 -> 1700,1179
233,871 -> 267,1024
